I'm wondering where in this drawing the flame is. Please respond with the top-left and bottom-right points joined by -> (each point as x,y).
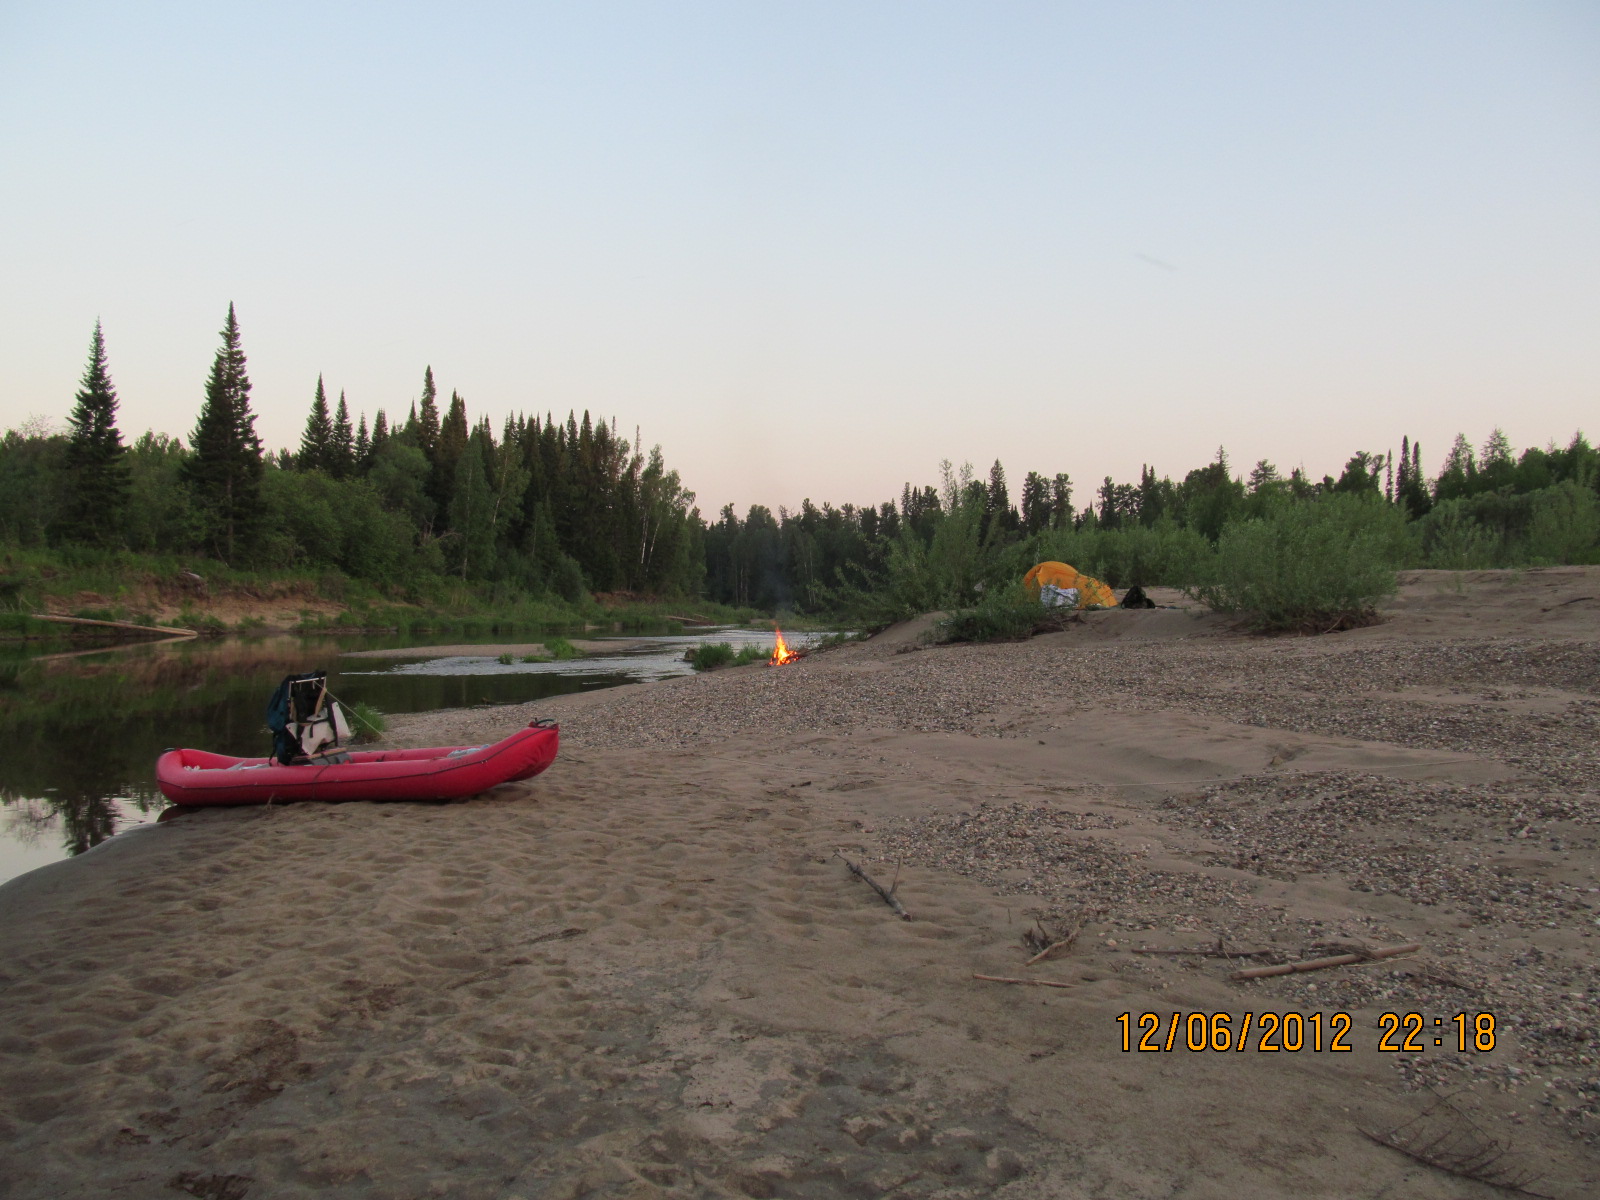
769,626 -> 798,666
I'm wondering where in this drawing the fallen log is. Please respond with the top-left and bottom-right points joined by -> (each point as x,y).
1230,942 -> 1421,981
834,851 -> 911,921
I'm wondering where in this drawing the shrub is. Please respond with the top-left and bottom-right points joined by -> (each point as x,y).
346,701 -> 387,743
687,642 -> 769,670
936,583 -> 1049,644
1411,498 -> 1500,570
1409,482 -> 1600,568
1188,494 -> 1405,631
1523,481 -> 1600,565
496,652 -> 514,664
688,642 -> 736,670
544,636 -> 580,660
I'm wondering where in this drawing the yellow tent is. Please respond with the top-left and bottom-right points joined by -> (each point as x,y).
1022,561 -> 1117,609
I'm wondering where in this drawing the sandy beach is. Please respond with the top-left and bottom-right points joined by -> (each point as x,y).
2,568 -> 1597,1198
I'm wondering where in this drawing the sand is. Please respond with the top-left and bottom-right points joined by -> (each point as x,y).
2,568 -> 1598,1198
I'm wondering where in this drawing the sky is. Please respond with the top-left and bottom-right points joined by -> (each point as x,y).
2,1 -> 1597,516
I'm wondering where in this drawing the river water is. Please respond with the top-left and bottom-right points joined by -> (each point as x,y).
0,626 -> 813,886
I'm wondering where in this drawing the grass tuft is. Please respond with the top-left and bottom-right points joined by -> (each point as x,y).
346,701 -> 387,743
687,642 -> 770,671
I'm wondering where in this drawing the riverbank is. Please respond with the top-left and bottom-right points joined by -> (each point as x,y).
0,546 -> 764,639
1,568 -> 1596,1197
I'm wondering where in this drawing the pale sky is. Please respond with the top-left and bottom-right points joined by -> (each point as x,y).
3,2 -> 1596,516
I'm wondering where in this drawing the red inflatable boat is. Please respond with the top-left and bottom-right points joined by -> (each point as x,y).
156,720 -> 559,807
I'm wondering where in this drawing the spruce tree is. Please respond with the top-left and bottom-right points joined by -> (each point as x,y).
1398,437 -> 1431,518
370,409 -> 389,458
331,391 -> 355,477
60,319 -> 129,543
1019,471 -> 1050,534
1049,474 -> 1074,528
298,375 -> 333,471
432,390 -> 469,516
183,303 -> 263,563
417,367 -> 440,459
354,414 -> 370,470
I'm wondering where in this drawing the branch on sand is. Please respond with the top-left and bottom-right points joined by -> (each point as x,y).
1360,1089 -> 1554,1198
972,974 -> 1074,990
834,851 -> 911,921
1022,908 -> 1101,964
1231,942 -> 1420,981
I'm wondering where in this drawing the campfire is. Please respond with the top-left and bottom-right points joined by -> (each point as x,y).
769,626 -> 800,666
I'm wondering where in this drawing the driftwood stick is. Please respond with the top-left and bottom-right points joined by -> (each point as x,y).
1024,937 -> 1078,966
835,851 -> 912,921
973,974 -> 1075,990
1020,906 -> 1102,964
1231,942 -> 1421,981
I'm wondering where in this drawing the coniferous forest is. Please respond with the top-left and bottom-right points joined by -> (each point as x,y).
2,309 -> 1598,622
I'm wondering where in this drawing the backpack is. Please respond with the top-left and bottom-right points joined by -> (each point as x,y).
1121,585 -> 1157,609
266,671 -> 353,764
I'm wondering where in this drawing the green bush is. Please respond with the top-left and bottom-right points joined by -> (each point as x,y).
1411,498 -> 1500,570
346,701 -> 387,743
521,636 -> 581,664
544,636 -> 580,660
687,641 -> 769,671
688,642 -> 736,670
496,652 -> 514,664
1409,481 -> 1600,568
936,583 -> 1049,644
1188,494 -> 1405,631
1524,481 -> 1600,564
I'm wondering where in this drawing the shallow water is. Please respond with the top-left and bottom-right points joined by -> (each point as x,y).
0,626 -> 818,885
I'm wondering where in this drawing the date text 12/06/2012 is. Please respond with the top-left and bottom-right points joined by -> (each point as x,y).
1116,1011 -> 1498,1053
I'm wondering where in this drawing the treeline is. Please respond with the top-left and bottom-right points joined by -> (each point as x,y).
701,436 -> 1600,613
4,310 -> 1598,617
0,309 -> 704,599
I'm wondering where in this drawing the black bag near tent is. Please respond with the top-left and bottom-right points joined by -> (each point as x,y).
1121,586 -> 1157,609
266,671 -> 353,765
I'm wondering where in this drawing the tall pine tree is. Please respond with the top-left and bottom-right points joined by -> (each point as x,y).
432,390 -> 469,517
370,409 -> 390,459
416,367 -> 440,459
60,319 -> 130,543
331,391 -> 355,477
298,375 -> 333,471
183,303 -> 263,563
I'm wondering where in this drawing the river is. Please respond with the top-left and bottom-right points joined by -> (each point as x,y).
0,626 -> 816,885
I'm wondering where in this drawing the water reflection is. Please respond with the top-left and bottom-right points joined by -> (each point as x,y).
0,789 -> 161,859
